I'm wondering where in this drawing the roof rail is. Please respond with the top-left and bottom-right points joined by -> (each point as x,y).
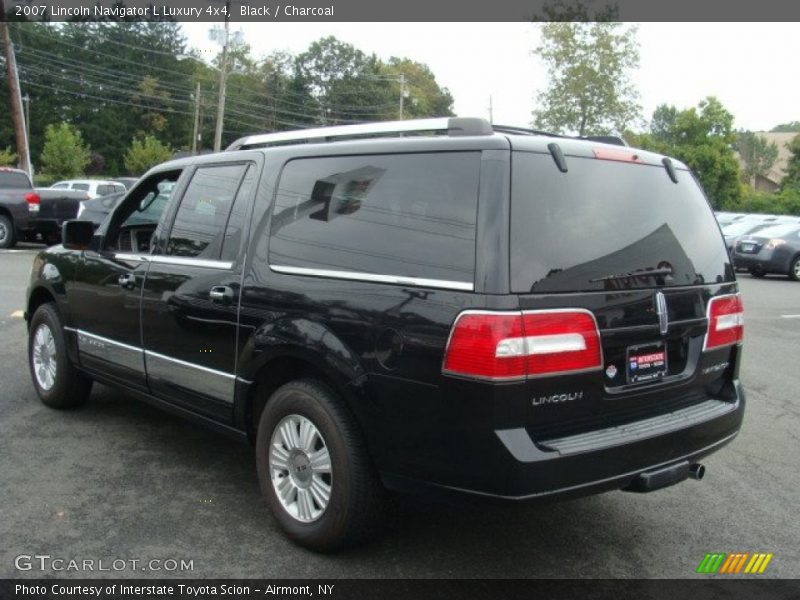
493,125 -> 628,146
227,117 -> 494,150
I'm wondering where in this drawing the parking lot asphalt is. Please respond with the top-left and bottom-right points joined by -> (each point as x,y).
0,246 -> 798,579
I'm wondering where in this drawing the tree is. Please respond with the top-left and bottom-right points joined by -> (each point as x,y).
295,36 -> 394,124
123,135 -> 172,175
782,135 -> 800,190
533,22 -> 640,136
0,147 -> 16,167
40,123 -> 90,179
630,98 -> 742,209
736,131 -> 778,186
384,58 -> 454,118
771,121 -> 800,133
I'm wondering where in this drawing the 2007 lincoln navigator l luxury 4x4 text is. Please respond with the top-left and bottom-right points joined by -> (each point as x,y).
25,118 -> 744,551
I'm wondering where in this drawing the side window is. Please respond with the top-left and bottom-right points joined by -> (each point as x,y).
72,183 -> 90,192
52,183 -> 68,189
166,164 -> 247,259
220,165 -> 256,262
269,152 -> 480,283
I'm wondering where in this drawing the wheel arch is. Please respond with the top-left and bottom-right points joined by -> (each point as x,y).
237,350 -> 376,446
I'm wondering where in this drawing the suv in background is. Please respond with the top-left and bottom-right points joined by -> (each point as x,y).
51,179 -> 126,199
25,118 -> 744,551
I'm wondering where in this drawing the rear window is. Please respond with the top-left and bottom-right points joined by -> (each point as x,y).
0,171 -> 31,189
511,152 -> 734,293
269,152 -> 480,284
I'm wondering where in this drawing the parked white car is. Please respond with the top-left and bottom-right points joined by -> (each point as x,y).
50,179 -> 126,199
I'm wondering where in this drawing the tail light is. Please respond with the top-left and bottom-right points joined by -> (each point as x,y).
704,294 -> 744,351
25,192 -> 40,213
443,309 -> 602,381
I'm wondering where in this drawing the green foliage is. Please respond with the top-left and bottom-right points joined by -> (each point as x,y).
40,123 -> 91,179
770,121 -> 800,133
533,22 -> 641,136
726,187 -> 800,216
1,25 -> 453,168
629,97 -> 742,209
782,135 -> 800,190
736,131 -> 778,184
0,147 -> 17,167
123,135 -> 173,175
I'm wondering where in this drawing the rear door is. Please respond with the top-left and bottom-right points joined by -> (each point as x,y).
140,161 -> 258,422
509,150 -> 738,440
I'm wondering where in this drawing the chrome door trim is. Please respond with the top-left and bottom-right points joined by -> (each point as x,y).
144,349 -> 235,404
143,349 -> 236,380
269,264 -> 474,292
74,329 -> 237,403
112,253 -> 233,270
148,255 -> 234,270
76,329 -> 144,372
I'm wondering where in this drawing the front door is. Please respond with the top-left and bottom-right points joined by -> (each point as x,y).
140,162 -> 257,422
71,174 -> 181,390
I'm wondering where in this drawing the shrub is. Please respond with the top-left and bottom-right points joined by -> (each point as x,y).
40,123 -> 91,179
123,136 -> 172,175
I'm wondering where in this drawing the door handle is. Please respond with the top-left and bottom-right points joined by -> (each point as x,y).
209,286 -> 235,304
118,273 -> 136,289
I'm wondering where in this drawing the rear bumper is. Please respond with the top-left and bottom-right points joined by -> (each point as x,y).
382,381 -> 744,502
22,218 -> 67,236
733,250 -> 791,273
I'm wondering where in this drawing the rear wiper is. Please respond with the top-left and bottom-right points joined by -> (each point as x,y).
590,266 -> 673,283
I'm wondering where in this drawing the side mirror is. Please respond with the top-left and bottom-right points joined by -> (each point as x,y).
62,220 -> 95,250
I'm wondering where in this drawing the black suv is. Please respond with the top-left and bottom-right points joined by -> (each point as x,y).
25,118 -> 744,551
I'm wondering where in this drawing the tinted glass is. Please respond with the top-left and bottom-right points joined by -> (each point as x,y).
220,165 -> 255,262
51,183 -> 69,189
0,171 -> 32,189
167,164 -> 247,259
270,152 -> 480,283
72,183 -> 90,191
754,224 -> 800,238
511,152 -> 734,293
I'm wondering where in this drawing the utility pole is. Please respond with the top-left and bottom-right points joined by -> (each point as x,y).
191,82 -> 201,154
398,73 -> 405,120
212,0 -> 231,153
1,2 -> 31,175
488,95 -> 493,124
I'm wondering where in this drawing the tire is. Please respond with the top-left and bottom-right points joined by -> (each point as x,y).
255,378 -> 384,551
28,303 -> 92,409
749,268 -> 766,278
0,214 -> 16,249
789,256 -> 800,282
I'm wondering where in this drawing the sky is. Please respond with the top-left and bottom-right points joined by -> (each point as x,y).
182,22 -> 800,132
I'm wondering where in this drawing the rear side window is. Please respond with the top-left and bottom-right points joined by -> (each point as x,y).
166,164 -> 247,259
0,171 -> 32,189
269,152 -> 480,284
510,152 -> 734,293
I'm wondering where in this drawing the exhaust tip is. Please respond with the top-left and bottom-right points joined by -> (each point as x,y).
689,463 -> 705,480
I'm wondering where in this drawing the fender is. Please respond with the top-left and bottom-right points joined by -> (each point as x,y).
26,247 -> 82,363
234,315 -> 378,433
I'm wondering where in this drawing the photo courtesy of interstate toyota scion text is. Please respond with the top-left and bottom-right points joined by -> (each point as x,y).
24,117 -> 745,551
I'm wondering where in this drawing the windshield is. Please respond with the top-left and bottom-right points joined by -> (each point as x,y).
510,152 -> 734,293
723,221 -> 763,236
752,224 -> 800,239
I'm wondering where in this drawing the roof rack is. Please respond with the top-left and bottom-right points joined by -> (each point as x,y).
493,125 -> 628,147
226,118 -> 627,151
227,117 -> 494,150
